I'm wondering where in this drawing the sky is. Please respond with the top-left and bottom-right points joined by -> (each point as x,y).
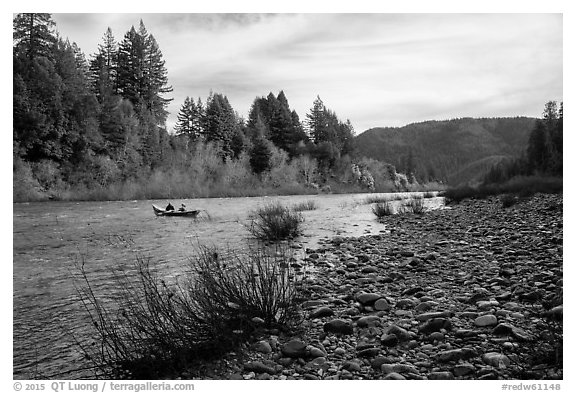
48,13 -> 563,134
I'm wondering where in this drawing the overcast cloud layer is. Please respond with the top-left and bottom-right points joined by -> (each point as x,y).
51,13 -> 563,133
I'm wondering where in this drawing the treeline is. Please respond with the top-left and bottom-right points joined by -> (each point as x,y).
13,13 -> 422,202
482,101 -> 563,184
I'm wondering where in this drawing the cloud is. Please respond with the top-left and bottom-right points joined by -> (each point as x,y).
51,13 -> 562,132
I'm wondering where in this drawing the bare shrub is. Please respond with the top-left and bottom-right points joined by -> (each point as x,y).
75,245 -> 302,379
248,202 -> 303,241
372,201 -> 393,218
404,198 -> 425,214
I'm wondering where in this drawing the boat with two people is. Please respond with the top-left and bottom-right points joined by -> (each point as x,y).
152,202 -> 201,217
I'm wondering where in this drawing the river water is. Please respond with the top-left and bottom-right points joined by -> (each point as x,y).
13,192 -> 443,379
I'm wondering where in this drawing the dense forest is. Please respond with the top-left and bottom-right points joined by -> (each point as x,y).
13,14 -> 561,202
13,14 -> 424,202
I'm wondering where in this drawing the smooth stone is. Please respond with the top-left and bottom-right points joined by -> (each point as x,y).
492,323 -> 514,336
475,314 -> 498,327
383,372 -> 406,380
395,298 -> 417,309
381,334 -> 399,347
371,356 -> 394,369
482,352 -> 511,368
428,332 -> 445,342
324,319 -> 354,335
374,298 -> 391,311
414,301 -> 438,313
310,306 -> 334,319
356,315 -> 382,328
428,371 -> 454,380
418,317 -> 452,334
309,347 -> 326,358
437,348 -> 476,362
254,340 -> 272,354
281,339 -> 307,358
356,293 -> 382,305
392,363 -> 419,374
453,363 -> 476,377
244,361 -> 276,375
387,325 -> 413,341
342,360 -> 361,372
416,311 -> 452,322
334,347 -> 346,356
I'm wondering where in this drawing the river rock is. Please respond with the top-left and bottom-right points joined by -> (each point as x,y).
418,317 -> 452,334
381,333 -> 399,347
474,314 -> 498,327
383,372 -> 406,380
414,301 -> 438,313
387,325 -> 413,341
357,315 -> 382,328
342,360 -> 362,372
310,306 -> 334,319
428,371 -> 454,380
396,298 -> 417,309
253,340 -> 272,354
356,293 -> 381,305
492,323 -> 514,336
324,319 -> 354,335
482,352 -> 511,368
453,363 -> 476,377
437,348 -> 476,362
374,298 -> 391,311
281,339 -> 307,358
415,311 -> 452,322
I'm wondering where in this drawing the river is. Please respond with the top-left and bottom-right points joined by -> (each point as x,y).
12,192 -> 443,379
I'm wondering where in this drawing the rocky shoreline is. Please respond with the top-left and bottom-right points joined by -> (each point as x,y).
182,193 -> 563,380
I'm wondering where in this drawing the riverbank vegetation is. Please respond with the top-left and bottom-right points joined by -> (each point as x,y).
76,245 -> 303,379
13,14 -> 439,203
247,203 -> 304,241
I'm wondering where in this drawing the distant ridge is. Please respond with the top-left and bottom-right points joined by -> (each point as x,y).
355,117 -> 536,185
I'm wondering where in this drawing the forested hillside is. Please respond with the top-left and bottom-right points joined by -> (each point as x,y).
13,14 -> 419,202
355,117 -> 537,185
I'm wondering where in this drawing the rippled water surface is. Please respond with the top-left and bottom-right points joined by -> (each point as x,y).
13,192 -> 443,379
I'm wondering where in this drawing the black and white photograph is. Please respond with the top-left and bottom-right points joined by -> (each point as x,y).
10,2 -> 567,391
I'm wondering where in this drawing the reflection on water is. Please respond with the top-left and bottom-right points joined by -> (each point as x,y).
13,192 -> 443,379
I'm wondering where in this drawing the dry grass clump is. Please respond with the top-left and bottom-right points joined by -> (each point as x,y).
292,200 -> 318,212
248,202 -> 304,241
372,201 -> 393,218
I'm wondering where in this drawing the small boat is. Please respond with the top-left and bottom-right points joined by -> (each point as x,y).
152,204 -> 200,217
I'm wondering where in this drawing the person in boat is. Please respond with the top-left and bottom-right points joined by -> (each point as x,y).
165,202 -> 175,211
178,203 -> 186,212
